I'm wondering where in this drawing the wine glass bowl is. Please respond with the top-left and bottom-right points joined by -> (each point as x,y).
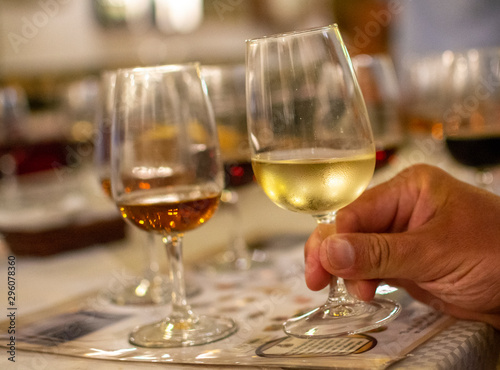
201,65 -> 252,186
111,64 -> 237,347
94,71 -> 115,195
246,24 -> 401,338
94,70 -> 171,306
201,64 -> 264,271
352,54 -> 405,172
400,51 -> 455,138
443,47 -> 500,190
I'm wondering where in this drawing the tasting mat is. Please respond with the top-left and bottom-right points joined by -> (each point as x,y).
1,240 -> 498,369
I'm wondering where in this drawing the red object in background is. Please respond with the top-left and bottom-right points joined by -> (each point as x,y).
375,146 -> 398,171
0,140 -> 81,176
223,160 -> 255,188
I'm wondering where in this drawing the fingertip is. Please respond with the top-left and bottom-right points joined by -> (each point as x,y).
304,227 -> 331,291
357,280 -> 379,301
304,227 -> 322,258
345,279 -> 379,301
305,258 -> 331,291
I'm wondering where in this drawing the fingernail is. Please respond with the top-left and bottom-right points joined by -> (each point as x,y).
324,237 -> 355,270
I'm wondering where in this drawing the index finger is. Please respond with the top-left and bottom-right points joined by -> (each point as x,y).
304,227 -> 332,290
336,167 -> 420,234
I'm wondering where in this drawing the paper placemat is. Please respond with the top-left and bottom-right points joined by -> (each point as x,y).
0,242 -> 455,369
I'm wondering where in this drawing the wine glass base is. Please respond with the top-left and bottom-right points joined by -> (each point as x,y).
109,276 -> 201,306
110,278 -> 170,306
129,315 -> 238,348
200,248 -> 270,273
283,297 -> 401,338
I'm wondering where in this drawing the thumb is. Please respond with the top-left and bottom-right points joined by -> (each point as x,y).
319,232 -> 422,282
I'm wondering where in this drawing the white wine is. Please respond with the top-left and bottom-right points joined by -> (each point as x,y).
252,150 -> 375,215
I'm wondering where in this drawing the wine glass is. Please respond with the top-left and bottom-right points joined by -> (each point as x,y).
400,51 -> 455,138
0,85 -> 29,200
352,54 -> 405,172
201,64 -> 265,271
443,47 -> 500,191
246,24 -> 401,338
94,70 -> 172,305
111,63 -> 237,347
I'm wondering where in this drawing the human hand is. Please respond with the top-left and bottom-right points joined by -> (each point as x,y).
305,164 -> 500,329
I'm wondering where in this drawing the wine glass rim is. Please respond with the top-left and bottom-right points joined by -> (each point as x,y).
116,62 -> 201,76
100,69 -> 118,78
245,23 -> 339,44
200,63 -> 245,72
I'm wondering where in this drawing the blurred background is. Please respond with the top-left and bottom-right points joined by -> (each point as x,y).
0,0 -> 339,258
4,0 -> 500,150
2,0 -> 500,257
0,0 -> 337,155
1,4 -> 499,367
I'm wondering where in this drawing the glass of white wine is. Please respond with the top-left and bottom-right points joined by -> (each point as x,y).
246,24 -> 401,338
111,63 -> 237,347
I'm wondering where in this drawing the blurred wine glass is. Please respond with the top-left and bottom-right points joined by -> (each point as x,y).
0,85 -> 29,144
94,70 -> 170,305
64,76 -> 99,146
0,86 -> 29,204
201,64 -> 266,271
400,51 -> 455,139
352,54 -> 405,172
443,47 -> 500,191
111,63 -> 237,347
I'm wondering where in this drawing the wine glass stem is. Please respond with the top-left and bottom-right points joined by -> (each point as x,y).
327,275 -> 355,304
226,195 -> 250,262
315,213 -> 358,306
143,233 -> 161,278
475,169 -> 494,190
163,233 -> 195,321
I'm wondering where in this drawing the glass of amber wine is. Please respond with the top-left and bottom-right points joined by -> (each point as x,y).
246,24 -> 401,338
94,70 -> 170,306
111,64 -> 237,347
